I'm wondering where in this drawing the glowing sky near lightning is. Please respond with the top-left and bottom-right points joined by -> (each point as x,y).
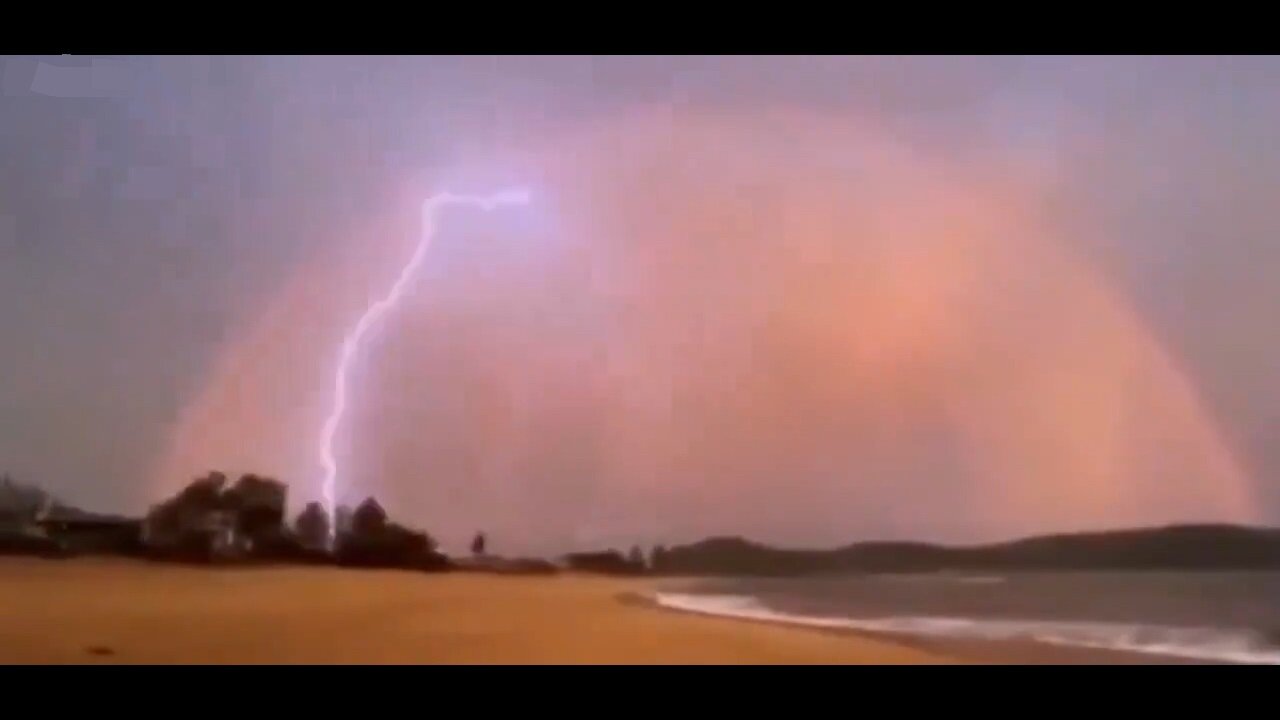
5,57 -> 1280,556
319,190 -> 530,518
149,106 -> 1256,555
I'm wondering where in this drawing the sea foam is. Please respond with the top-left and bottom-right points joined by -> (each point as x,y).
652,591 -> 1280,665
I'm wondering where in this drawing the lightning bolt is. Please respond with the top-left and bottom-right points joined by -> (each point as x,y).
319,189 -> 531,531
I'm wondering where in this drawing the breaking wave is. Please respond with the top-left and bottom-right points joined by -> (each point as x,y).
652,592 -> 1280,665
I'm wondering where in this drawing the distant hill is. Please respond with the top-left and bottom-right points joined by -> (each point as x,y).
652,525 -> 1280,576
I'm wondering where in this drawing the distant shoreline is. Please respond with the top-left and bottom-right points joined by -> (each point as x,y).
650,524 -> 1280,576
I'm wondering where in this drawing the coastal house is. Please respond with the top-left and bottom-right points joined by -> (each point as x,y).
0,506 -> 63,557
0,479 -> 75,556
35,509 -> 142,555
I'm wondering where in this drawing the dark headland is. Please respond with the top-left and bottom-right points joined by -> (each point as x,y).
650,525 -> 1280,576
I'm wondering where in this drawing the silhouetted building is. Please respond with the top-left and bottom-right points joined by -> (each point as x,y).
36,511 -> 142,555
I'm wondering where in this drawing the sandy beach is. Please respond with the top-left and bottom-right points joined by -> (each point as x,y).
0,557 -> 962,664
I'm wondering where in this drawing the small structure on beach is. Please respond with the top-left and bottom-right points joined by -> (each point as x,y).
36,510 -> 142,555
0,477 -> 139,557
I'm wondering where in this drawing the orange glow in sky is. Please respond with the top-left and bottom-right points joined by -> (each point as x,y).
152,108 -> 1255,554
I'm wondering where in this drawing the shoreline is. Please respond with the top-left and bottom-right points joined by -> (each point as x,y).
641,594 -> 1201,664
0,557 -> 1222,664
641,579 -> 1218,665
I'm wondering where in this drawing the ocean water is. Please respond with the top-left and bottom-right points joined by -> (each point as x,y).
654,572 -> 1280,664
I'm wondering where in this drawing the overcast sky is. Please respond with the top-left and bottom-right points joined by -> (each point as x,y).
2,56 -> 1279,554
